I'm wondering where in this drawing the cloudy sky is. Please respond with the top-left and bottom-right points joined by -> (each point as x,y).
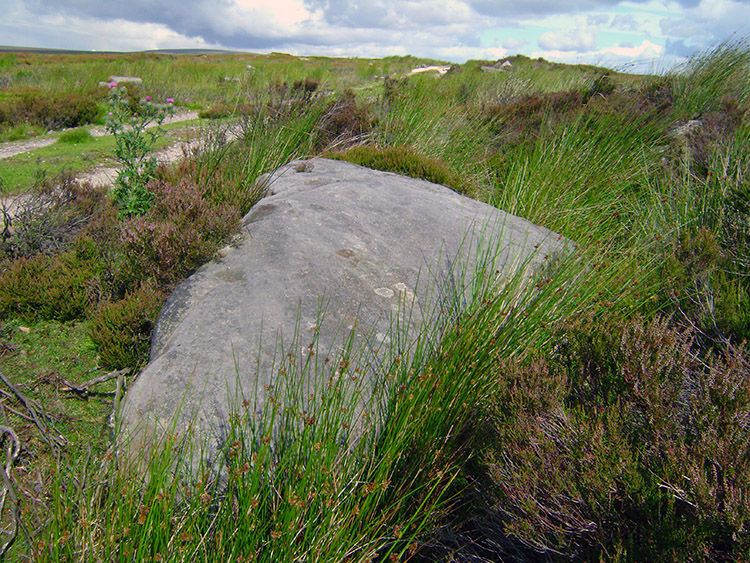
1,0 -> 748,71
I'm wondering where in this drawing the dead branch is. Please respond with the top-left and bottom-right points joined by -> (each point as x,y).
0,401 -> 34,424
0,425 -> 20,560
60,368 -> 129,398
0,370 -> 66,457
108,370 -> 126,441
0,203 -> 11,241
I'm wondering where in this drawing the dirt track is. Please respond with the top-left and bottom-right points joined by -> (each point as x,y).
0,110 -> 199,161
0,110 -> 202,220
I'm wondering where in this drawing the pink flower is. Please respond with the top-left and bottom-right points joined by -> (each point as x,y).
108,112 -> 113,116
166,98 -> 174,104
108,81 -> 117,88
145,95 -> 151,102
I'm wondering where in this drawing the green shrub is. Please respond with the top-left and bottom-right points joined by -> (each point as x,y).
0,88 -> 100,130
0,238 -> 105,322
661,226 -> 750,344
118,177 -> 240,289
331,144 -> 476,195
56,127 -> 94,144
89,283 -> 165,369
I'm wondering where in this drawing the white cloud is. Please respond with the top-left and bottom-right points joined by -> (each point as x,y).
400,0 -> 475,25
660,0 -> 750,57
588,14 -> 611,26
234,0 -> 311,26
660,16 -> 706,38
486,46 -> 509,59
0,8 -> 220,52
533,38 -> 665,72
602,38 -> 662,56
538,25 -> 600,51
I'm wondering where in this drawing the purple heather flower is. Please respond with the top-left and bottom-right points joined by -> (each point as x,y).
145,95 -> 151,102
108,81 -> 117,88
166,98 -> 174,104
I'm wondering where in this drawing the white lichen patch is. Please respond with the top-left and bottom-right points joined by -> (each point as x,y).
375,287 -> 395,298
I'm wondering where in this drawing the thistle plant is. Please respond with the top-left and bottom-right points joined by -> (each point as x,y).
105,82 -> 174,216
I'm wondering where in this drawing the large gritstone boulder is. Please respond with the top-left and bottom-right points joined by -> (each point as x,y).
119,157 -> 567,469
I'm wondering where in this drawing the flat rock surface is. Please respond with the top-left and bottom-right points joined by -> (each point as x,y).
119,157 -> 566,462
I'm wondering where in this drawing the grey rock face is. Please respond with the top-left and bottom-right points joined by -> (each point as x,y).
119,158 -> 566,466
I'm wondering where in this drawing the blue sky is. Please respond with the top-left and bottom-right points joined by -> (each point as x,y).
1,0 -> 748,72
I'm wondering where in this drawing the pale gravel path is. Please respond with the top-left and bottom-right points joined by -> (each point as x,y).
1,110 -> 204,222
77,138 -> 201,187
2,113 -> 241,223
0,137 -> 56,159
0,110 -> 200,160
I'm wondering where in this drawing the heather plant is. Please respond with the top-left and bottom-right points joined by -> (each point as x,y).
483,89 -> 586,148
181,93 -> 325,215
0,87 -> 99,132
0,236 -> 106,321
466,315 -> 750,561
118,176 -> 240,289
89,282 -> 165,369
313,89 -> 371,151
0,174 -> 110,260
197,102 -> 255,119
105,82 -> 174,216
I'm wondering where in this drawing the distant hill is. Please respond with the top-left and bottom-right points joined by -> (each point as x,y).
0,45 -> 116,54
0,45 -> 248,55
143,48 -> 246,55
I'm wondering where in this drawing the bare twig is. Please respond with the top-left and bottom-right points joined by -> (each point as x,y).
108,370 -> 127,441
0,370 -> 66,456
0,401 -> 35,424
0,199 -> 12,240
0,425 -> 20,560
60,368 -> 129,398
322,132 -> 373,153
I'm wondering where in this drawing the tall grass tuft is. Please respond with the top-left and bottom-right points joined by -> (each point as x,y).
175,94 -> 326,215
670,39 -> 750,120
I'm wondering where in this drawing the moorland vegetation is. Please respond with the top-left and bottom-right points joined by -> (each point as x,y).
0,43 -> 747,561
